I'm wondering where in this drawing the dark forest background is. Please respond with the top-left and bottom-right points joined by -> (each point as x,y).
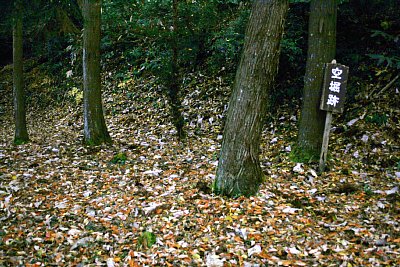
0,0 -> 399,111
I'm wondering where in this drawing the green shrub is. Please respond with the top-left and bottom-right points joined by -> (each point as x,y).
111,152 -> 128,165
365,113 -> 388,126
367,30 -> 400,69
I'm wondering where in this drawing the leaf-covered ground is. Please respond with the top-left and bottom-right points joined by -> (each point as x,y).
0,66 -> 399,266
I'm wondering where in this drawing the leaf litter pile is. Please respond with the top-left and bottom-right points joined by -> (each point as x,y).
0,69 -> 399,266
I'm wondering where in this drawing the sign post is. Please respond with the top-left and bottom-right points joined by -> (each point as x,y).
319,60 -> 349,172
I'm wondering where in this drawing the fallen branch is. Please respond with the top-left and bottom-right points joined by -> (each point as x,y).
369,73 -> 400,98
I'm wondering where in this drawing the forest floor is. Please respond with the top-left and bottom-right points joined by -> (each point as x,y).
0,65 -> 399,266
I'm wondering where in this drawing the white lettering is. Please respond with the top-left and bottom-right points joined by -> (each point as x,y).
331,67 -> 343,79
327,94 -> 340,107
329,81 -> 341,93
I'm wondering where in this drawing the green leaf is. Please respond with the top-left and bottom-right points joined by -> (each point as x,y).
137,231 -> 157,249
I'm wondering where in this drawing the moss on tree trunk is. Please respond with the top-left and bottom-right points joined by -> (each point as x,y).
296,0 -> 337,161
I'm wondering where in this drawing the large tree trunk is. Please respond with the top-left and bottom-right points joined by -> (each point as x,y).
215,0 -> 289,197
13,0 -> 29,144
82,0 -> 111,145
296,0 -> 337,161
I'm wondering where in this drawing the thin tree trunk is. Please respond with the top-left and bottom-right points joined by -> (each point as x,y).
296,0 -> 337,161
13,0 -> 29,144
167,0 -> 185,140
215,0 -> 289,197
82,0 -> 111,145
76,0 -> 83,11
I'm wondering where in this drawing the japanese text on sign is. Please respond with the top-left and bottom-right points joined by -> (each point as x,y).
320,63 -> 349,113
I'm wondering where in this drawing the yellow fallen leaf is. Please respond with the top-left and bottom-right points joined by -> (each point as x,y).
225,215 -> 233,222
192,253 -> 200,260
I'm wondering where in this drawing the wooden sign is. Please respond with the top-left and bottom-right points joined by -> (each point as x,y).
319,60 -> 349,172
320,62 -> 349,113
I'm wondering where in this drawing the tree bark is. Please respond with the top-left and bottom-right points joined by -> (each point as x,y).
76,0 -> 83,12
83,0 -> 111,145
215,0 -> 289,197
296,0 -> 337,161
167,0 -> 185,140
13,0 -> 29,144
